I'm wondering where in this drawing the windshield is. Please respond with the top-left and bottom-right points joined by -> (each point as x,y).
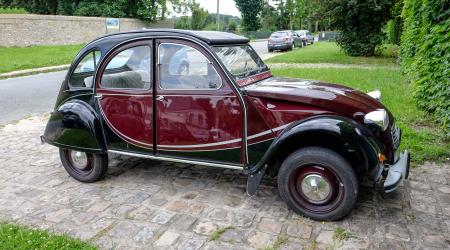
213,45 -> 268,81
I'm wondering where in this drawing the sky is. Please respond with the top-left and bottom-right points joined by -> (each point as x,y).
196,0 -> 240,17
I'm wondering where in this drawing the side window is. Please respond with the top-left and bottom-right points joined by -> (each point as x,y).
101,46 -> 151,89
159,43 -> 222,90
69,50 -> 100,88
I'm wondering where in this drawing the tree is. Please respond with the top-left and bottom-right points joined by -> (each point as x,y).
325,0 -> 394,56
189,0 -> 208,30
261,1 -> 278,31
234,0 -> 263,31
228,20 -> 237,32
0,0 -> 186,22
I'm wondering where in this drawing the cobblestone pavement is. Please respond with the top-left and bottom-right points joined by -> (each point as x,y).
1,115 -> 449,250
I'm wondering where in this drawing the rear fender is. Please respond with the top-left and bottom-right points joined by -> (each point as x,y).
43,100 -> 105,153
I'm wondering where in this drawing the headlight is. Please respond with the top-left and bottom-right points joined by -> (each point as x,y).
364,109 -> 389,131
367,90 -> 381,101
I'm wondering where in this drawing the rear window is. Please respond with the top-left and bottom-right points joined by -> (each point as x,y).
271,32 -> 288,38
69,50 -> 101,88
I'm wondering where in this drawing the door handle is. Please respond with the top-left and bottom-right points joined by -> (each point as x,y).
94,94 -> 103,100
156,95 -> 165,102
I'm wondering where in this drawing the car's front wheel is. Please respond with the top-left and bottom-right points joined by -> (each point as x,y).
59,148 -> 108,183
278,147 -> 358,221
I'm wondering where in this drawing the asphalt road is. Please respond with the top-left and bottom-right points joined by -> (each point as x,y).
0,41 -> 270,125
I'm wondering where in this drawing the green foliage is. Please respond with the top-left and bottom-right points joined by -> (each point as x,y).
234,0 -> 263,31
189,1 -> 208,30
0,7 -> 27,13
272,67 -> 450,163
228,20 -> 237,32
173,1 -> 209,30
174,16 -> 190,29
400,0 -> 450,137
0,0 -> 175,22
386,0 -> 404,45
325,0 -> 394,56
0,222 -> 97,249
208,226 -> 234,241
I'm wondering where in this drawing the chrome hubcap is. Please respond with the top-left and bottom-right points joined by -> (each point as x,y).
70,151 -> 88,169
300,174 -> 331,202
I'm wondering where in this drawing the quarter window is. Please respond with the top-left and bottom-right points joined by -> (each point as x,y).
101,46 -> 151,89
69,50 -> 100,88
159,43 -> 222,90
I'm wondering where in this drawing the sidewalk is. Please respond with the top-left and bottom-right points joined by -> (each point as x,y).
0,65 -> 69,79
0,114 -> 449,249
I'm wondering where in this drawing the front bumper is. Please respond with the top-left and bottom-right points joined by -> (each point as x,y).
383,150 -> 410,193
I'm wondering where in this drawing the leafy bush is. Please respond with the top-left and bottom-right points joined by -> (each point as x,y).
401,0 -> 450,137
325,0 -> 394,56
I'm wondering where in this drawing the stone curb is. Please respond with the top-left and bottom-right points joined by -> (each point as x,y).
0,64 -> 70,79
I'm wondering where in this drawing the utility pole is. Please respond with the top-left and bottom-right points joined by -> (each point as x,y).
216,0 -> 220,31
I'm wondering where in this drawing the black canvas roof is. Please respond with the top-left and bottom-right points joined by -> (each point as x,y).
92,29 -> 250,46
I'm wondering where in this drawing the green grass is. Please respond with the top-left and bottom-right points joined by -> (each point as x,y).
333,227 -> 352,242
271,67 -> 450,164
0,222 -> 97,250
208,226 -> 234,241
260,235 -> 288,250
0,44 -> 83,73
0,7 -> 28,14
267,42 -> 398,66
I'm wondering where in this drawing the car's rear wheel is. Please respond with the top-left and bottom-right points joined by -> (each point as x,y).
278,147 -> 358,221
59,148 -> 108,183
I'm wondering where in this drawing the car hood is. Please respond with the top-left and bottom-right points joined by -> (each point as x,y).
243,77 -> 387,121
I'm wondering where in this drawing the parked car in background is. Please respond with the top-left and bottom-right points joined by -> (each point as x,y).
42,29 -> 410,221
268,30 -> 302,52
295,30 -> 314,46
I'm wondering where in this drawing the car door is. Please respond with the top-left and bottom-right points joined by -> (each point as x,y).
95,41 -> 153,153
156,39 -> 244,164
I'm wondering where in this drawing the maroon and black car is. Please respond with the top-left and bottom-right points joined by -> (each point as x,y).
42,29 -> 410,221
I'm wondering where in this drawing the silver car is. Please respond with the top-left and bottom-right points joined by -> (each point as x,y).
268,31 -> 302,52
295,30 -> 314,46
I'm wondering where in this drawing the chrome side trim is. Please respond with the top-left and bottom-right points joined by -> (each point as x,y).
108,150 -> 244,170
160,138 -> 241,148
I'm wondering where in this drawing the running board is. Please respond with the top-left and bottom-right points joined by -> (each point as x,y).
108,150 -> 244,170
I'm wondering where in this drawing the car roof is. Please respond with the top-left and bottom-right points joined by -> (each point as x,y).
89,29 -> 249,47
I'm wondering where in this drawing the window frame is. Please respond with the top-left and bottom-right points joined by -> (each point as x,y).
157,42 -> 223,91
68,49 -> 101,90
95,41 -> 153,93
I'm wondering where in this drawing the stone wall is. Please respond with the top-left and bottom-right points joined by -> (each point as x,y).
0,14 -> 173,47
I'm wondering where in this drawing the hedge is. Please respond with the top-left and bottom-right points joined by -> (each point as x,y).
400,0 -> 450,138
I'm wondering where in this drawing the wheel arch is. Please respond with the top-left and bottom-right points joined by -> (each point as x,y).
247,115 -> 382,196
42,99 -> 106,153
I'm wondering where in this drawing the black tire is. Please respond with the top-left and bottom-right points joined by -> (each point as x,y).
277,147 -> 358,221
59,148 -> 108,183
268,48 -> 273,53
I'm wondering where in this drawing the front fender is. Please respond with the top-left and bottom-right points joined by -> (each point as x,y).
246,115 -> 382,196
43,100 -> 105,153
